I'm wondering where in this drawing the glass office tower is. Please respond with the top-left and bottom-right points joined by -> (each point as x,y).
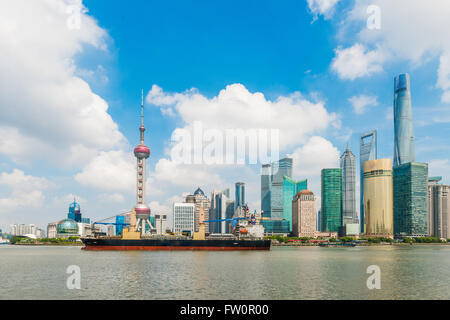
340,145 -> 357,225
282,176 -> 308,232
261,157 -> 301,234
393,73 -> 415,167
235,182 -> 245,211
321,168 -> 343,232
393,162 -> 428,237
360,130 -> 377,232
261,164 -> 272,218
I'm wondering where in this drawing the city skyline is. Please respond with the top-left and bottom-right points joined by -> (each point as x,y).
1,1 -> 450,232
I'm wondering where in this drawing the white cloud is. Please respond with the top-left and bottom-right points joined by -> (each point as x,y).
147,83 -> 338,150
151,158 -> 223,188
0,0 -> 126,167
331,44 -> 386,80
307,0 -> 341,19
289,136 -> 340,178
288,136 -> 341,211
0,169 -> 51,211
75,150 -> 135,192
348,94 -> 378,114
337,0 -> 450,101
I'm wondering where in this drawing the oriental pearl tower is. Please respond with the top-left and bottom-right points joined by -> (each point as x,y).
133,90 -> 153,236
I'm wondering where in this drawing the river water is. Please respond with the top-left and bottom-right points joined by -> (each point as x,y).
1,245 -> 449,299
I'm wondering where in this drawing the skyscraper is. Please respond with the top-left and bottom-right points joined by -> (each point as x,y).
283,176 -> 308,232
210,189 -> 231,234
393,73 -> 415,167
235,182 -> 245,211
360,130 -> 377,232
292,190 -> 317,237
185,188 -> 211,233
321,168 -> 343,232
270,158 -> 293,220
261,164 -> 272,217
428,177 -> 450,239
260,157 -> 305,233
393,162 -> 428,237
340,145 -> 357,225
363,159 -> 393,238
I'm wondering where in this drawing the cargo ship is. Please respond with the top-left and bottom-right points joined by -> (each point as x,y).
81,237 -> 271,251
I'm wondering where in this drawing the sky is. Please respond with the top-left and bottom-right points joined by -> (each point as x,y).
1,0 -> 450,232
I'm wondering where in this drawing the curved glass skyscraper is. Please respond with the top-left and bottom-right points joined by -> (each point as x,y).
393,73 -> 415,167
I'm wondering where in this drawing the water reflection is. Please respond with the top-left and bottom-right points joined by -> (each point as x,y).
1,246 -> 449,299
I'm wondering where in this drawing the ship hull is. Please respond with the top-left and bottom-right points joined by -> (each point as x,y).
81,238 -> 271,251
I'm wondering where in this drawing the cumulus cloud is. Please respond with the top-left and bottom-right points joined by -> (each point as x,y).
335,0 -> 450,101
348,94 -> 378,114
0,0 -> 126,167
331,44 -> 386,80
0,169 -> 51,211
289,136 -> 340,178
147,83 -> 338,150
75,150 -> 135,192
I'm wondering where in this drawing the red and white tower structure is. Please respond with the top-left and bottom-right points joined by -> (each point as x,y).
133,90 -> 153,235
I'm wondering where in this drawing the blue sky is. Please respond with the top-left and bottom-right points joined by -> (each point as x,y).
1,0 -> 449,231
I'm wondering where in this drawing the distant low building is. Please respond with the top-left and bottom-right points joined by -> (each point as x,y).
314,231 -> 338,239
155,214 -> 167,235
10,224 -> 45,238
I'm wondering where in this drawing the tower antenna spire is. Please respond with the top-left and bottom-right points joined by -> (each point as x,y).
141,88 -> 144,127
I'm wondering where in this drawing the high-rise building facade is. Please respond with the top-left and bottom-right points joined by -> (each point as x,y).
393,162 -> 428,237
292,190 -> 317,237
209,189 -> 231,234
282,176 -> 308,232
428,177 -> 450,239
360,130 -> 377,232
363,159 -> 394,238
173,203 -> 195,234
260,157 -> 306,234
340,145 -> 357,225
186,188 -> 211,233
321,169 -> 342,232
261,164 -> 272,218
270,158 -> 293,220
235,182 -> 245,211
393,73 -> 415,167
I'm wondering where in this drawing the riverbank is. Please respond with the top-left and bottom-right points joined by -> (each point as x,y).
272,242 -> 450,247
12,242 -> 83,246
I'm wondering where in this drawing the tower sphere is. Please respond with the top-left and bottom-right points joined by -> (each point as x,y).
134,144 -> 150,158
135,203 -> 151,219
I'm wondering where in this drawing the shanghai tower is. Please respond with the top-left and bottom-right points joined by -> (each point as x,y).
393,73 -> 415,167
